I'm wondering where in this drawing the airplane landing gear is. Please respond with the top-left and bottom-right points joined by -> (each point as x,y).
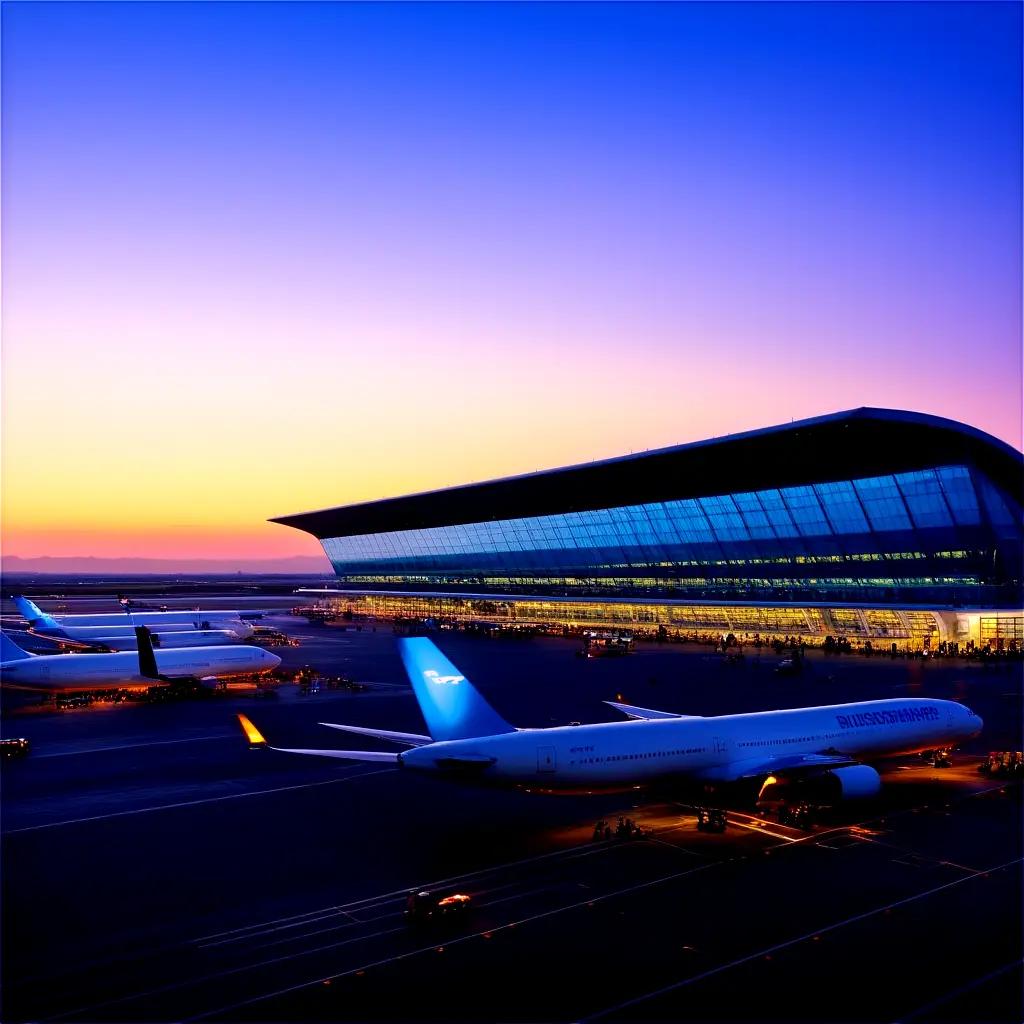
923,749 -> 953,769
695,808 -> 727,833
777,802 -> 815,830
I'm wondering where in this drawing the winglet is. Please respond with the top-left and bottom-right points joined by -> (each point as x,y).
135,626 -> 159,679
237,713 -> 268,747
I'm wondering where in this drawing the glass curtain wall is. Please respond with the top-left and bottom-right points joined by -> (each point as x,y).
319,465 -> 1015,603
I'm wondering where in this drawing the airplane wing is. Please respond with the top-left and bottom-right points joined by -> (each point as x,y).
604,701 -> 702,721
237,715 -> 400,763
263,746 -> 399,762
319,722 -> 432,746
699,751 -> 859,782
25,630 -> 108,652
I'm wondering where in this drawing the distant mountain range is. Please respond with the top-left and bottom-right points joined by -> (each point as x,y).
1,554 -> 333,575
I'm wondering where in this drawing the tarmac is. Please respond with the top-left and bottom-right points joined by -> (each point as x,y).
2,601 -> 1021,1022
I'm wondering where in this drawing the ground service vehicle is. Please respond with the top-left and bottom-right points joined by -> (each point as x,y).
579,631 -> 633,658
404,890 -> 472,923
979,751 -> 1023,777
0,738 -> 30,759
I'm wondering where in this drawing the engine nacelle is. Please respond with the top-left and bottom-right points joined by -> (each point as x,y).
826,765 -> 882,799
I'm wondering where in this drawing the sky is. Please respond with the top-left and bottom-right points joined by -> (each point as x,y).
2,2 -> 1021,568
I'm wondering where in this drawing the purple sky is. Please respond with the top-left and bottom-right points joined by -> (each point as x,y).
2,2 -> 1020,566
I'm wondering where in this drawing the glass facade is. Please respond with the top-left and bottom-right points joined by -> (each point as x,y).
329,592 -> 958,645
318,464 -> 1019,606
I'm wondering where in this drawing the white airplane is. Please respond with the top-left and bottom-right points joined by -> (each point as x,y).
1,628 -> 281,692
238,637 -> 983,806
59,629 -> 248,653
27,621 -> 252,640
13,596 -> 258,633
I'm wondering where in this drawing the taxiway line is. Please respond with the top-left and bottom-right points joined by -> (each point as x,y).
3,769 -> 397,835
184,860 -> 724,1022
33,734 -> 235,759
193,836 -> 625,944
583,855 -> 1024,1020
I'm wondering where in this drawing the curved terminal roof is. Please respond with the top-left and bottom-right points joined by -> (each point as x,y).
272,408 -> 1023,539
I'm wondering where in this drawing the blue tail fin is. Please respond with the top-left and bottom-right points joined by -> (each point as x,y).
1,633 -> 35,661
13,597 -> 59,630
398,637 -> 514,741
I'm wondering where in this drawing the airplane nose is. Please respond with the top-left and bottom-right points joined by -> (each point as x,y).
268,652 -> 282,669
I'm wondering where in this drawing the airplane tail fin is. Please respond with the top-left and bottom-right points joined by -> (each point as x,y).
397,637 -> 514,742
1,633 -> 35,661
135,626 -> 160,679
13,597 -> 59,630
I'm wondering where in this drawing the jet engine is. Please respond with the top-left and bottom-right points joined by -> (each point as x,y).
757,764 -> 882,808
825,765 -> 881,799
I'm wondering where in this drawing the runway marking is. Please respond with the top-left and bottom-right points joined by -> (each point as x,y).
198,843 -> 623,950
850,834 -> 985,875
33,734 -> 235,759
483,884 -> 563,909
641,835 -> 701,856
723,816 -> 797,842
192,838 -> 621,945
49,856 -> 720,1022
29,777 -> 1020,1021
245,879 -> 571,953
2,769 -> 397,835
193,778 -> 1013,949
667,803 -> 804,843
583,855 -> 1024,1021
197,909 -> 365,950
183,861 -> 724,1022
898,957 -> 1023,1021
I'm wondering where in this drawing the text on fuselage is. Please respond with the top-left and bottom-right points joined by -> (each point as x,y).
836,706 -> 939,729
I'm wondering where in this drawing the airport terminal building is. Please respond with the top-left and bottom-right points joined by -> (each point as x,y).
274,409 -> 1023,650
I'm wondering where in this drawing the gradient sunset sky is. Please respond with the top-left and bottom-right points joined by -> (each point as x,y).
2,2 -> 1021,566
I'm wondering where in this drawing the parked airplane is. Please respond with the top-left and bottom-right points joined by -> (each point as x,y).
238,637 -> 983,805
58,629 -> 247,653
22,618 -> 254,644
13,596 -> 259,632
1,628 -> 280,692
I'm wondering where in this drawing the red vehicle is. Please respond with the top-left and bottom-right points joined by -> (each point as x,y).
403,890 -> 472,923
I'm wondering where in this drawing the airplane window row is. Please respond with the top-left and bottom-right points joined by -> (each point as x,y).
738,735 -> 822,747
571,747 -> 707,765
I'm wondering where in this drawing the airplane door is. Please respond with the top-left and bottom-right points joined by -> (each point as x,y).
713,736 -> 728,755
537,746 -> 556,773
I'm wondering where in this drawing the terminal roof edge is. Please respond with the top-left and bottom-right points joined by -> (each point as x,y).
270,407 -> 1024,539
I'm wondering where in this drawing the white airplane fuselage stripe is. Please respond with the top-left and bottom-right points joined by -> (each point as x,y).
399,697 -> 981,788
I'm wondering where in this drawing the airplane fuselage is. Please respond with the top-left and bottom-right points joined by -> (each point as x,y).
1,644 -> 280,691
398,698 -> 982,790
30,622 -> 254,641
28,610 -> 252,629
82,630 -> 245,652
